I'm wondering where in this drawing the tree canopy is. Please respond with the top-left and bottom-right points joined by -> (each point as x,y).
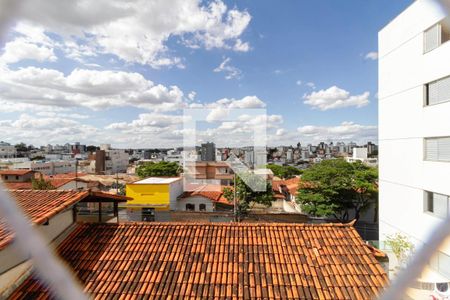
136,161 -> 181,178
296,159 -> 377,222
265,164 -> 302,179
32,175 -> 55,190
223,172 -> 275,221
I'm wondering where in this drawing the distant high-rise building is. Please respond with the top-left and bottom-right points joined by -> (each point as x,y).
201,142 -> 216,161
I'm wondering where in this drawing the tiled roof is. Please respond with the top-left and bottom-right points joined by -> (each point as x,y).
285,177 -> 300,195
0,190 -> 88,250
2,182 -> 32,190
9,222 -> 388,299
273,177 -> 301,196
0,170 -> 33,176
180,185 -> 233,205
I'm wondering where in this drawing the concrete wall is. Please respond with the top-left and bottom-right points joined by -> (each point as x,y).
379,0 -> 450,279
0,209 -> 74,275
169,179 -> 183,210
177,196 -> 214,212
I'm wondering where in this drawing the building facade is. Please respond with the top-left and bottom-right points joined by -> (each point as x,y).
379,0 -> 450,285
200,142 -> 216,161
0,142 -> 16,159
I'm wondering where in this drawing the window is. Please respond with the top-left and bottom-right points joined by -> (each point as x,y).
15,176 -> 19,180
425,137 -> 450,161
430,251 -> 450,279
141,208 -> 155,222
424,191 -> 450,218
425,75 -> 450,106
424,19 -> 450,53
4,175 -> 8,180
199,204 -> 206,211
186,204 -> 195,211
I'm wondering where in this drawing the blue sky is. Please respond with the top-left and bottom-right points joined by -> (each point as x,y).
0,0 -> 412,148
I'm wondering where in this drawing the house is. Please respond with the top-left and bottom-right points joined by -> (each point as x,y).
0,189 -> 128,295
270,177 -> 302,213
379,0 -> 450,290
184,161 -> 234,185
125,177 -> 183,221
0,170 -> 34,183
5,222 -> 388,299
177,185 -> 233,212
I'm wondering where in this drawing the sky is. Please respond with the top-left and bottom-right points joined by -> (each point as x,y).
0,0 -> 412,148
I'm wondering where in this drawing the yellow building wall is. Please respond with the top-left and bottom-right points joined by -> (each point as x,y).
126,184 -> 170,210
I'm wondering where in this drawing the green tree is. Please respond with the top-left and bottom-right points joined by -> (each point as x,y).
136,161 -> 181,178
385,233 -> 414,267
296,159 -> 377,222
14,143 -> 28,152
32,175 -> 55,190
266,164 -> 302,179
223,173 -> 275,221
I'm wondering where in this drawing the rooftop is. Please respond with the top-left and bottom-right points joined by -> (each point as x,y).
0,190 -> 129,250
180,185 -> 233,205
132,177 -> 181,184
9,222 -> 387,299
0,190 -> 88,250
0,170 -> 34,176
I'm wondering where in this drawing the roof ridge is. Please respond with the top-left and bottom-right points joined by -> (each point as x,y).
77,221 -> 353,227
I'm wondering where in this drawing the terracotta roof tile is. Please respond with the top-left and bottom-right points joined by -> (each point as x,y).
180,185 -> 233,205
2,182 -> 32,190
0,170 -> 34,176
9,222 -> 387,299
0,190 -> 88,250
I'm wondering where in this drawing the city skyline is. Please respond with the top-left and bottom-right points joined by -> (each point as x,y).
0,0 -> 411,148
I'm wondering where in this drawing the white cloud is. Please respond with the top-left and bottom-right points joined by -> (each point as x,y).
0,113 -> 101,145
276,129 -> 285,136
106,113 -> 186,131
365,51 -> 378,60
0,66 -> 184,111
0,38 -> 57,64
212,96 -> 266,109
9,0 -> 251,68
306,82 -> 316,89
297,121 -> 377,142
303,86 -> 370,111
213,57 -> 242,80
296,80 -> 302,86
187,91 -> 197,101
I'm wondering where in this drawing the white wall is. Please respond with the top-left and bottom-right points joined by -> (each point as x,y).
379,0 -> 450,271
169,179 -> 184,210
176,196 -> 214,212
0,209 -> 74,275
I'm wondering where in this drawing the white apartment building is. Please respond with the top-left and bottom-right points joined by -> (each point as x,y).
0,142 -> 16,158
379,0 -> 450,286
105,149 -> 129,174
14,160 -> 76,175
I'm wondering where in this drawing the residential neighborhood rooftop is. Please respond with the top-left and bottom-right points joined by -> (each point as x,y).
0,170 -> 34,176
8,222 -> 387,299
132,177 -> 182,184
0,190 -> 88,250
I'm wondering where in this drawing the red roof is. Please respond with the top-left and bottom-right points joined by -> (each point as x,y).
0,190 -> 88,250
8,222 -> 388,299
0,170 -> 33,176
0,190 -> 129,250
2,182 -> 32,190
180,185 -> 233,205
272,177 -> 301,196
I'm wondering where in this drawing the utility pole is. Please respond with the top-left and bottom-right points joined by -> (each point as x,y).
116,172 -> 119,194
233,173 -> 237,222
75,159 -> 78,190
